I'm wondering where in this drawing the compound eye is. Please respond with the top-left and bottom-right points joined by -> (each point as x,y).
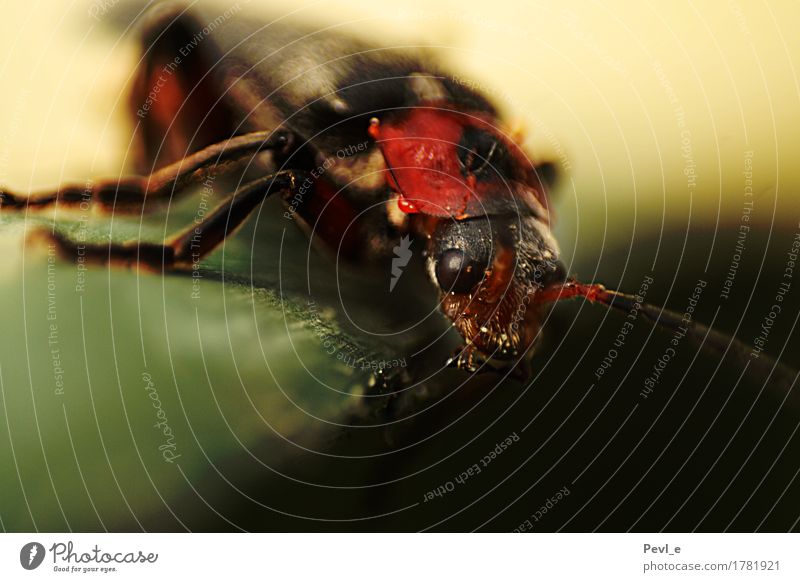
435,248 -> 487,294
457,127 -> 499,177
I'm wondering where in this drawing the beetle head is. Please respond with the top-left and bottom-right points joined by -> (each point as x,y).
371,105 -> 563,364
426,213 -> 566,362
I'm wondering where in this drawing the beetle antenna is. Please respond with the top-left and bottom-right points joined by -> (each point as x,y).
0,130 -> 291,213
539,281 -> 800,408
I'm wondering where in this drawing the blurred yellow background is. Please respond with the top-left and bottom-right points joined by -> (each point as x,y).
0,0 -> 797,243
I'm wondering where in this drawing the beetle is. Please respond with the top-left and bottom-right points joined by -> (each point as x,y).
0,2 -> 794,386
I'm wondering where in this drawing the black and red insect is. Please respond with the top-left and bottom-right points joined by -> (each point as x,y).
0,3 -> 787,383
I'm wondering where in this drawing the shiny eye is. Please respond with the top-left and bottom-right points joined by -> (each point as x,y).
457,127 -> 499,176
435,248 -> 488,294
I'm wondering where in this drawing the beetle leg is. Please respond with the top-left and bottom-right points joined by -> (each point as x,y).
0,130 -> 292,214
445,344 -> 483,373
532,280 -> 612,305
367,365 -> 412,396
34,170 -> 304,271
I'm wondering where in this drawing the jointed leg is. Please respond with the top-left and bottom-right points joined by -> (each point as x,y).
0,130 -> 292,214
532,280 -> 611,305
40,170 -> 303,271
